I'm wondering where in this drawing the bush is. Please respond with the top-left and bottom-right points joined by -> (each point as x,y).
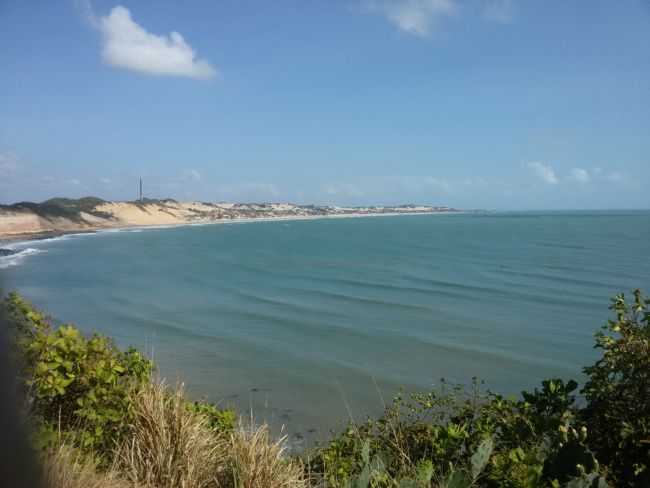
188,398 -> 237,433
4,293 -> 237,460
307,325 -> 646,487
580,289 -> 650,486
5,290 -> 649,488
306,380 -> 584,487
304,292 -> 650,487
5,292 -> 152,454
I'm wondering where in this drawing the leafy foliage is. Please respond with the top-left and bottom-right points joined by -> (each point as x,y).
4,290 -> 649,488
307,379 -> 597,487
1,197 -> 112,222
580,289 -> 650,487
187,398 -> 237,433
4,291 -> 240,463
307,292 -> 650,487
5,292 -> 153,452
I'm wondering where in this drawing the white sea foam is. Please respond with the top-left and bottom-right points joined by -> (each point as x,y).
0,248 -> 46,269
4,233 -> 95,250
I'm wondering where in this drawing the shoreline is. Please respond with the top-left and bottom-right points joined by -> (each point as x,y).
0,210 -> 460,247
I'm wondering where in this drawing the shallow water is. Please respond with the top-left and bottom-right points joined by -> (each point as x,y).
3,211 -> 650,447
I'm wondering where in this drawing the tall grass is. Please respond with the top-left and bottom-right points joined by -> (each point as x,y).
41,443 -> 129,488
113,381 -> 226,488
226,423 -> 307,488
109,381 -> 307,488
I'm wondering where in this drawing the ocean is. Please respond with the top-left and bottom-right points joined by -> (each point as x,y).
2,211 -> 649,447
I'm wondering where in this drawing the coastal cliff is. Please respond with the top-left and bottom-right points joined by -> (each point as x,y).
0,197 -> 456,240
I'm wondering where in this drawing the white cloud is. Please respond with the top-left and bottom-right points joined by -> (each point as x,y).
527,162 -> 558,185
482,0 -> 515,23
462,176 -> 488,186
0,152 -> 18,176
218,182 -> 280,201
364,0 -> 457,37
100,177 -> 112,184
592,168 -> 626,183
604,171 -> 624,182
68,178 -> 82,185
179,169 -> 203,182
98,6 -> 217,80
323,183 -> 365,198
423,176 -> 451,192
569,168 -> 590,184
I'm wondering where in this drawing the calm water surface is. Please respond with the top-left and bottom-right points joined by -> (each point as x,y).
3,211 -> 649,446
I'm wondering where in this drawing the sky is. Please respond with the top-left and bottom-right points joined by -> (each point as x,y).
1,0 -> 649,209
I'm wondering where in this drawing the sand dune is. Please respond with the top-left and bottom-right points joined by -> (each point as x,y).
0,198 -> 455,240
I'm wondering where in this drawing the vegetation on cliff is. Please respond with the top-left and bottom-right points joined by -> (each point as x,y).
2,290 -> 648,487
1,197 -> 112,222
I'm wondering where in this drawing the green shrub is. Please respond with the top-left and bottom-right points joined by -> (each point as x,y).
5,290 -> 649,488
308,309 -> 650,488
308,382 -> 499,487
5,292 -> 153,454
307,380 -> 598,487
580,289 -> 650,487
4,292 -> 238,462
187,398 -> 237,433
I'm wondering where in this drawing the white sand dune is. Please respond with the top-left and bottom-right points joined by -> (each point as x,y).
0,200 -> 454,240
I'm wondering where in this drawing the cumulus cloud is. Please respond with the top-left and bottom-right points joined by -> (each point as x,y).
97,6 -> 217,80
482,0 -> 515,23
569,168 -> 591,184
527,162 -> 558,185
363,0 -> 457,37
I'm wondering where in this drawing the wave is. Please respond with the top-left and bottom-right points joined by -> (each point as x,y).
100,228 -> 144,234
0,248 -> 46,269
6,232 -> 99,250
5,235 -> 70,249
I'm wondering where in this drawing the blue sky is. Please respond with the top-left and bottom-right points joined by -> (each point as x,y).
1,0 -> 649,209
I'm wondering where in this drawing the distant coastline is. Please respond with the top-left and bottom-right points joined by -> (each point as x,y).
0,197 -> 459,243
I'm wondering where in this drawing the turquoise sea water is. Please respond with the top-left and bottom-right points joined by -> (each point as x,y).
2,211 -> 649,446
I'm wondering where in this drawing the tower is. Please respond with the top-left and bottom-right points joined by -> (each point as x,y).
139,177 -> 143,202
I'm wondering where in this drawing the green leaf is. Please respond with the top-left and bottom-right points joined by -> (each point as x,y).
446,470 -> 472,488
471,437 -> 493,480
360,439 -> 370,465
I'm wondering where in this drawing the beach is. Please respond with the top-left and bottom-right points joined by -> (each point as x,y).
0,198 -> 456,243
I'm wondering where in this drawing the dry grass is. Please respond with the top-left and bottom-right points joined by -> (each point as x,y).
225,423 -> 307,488
42,382 -> 308,488
41,443 -> 130,488
113,381 -> 226,488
